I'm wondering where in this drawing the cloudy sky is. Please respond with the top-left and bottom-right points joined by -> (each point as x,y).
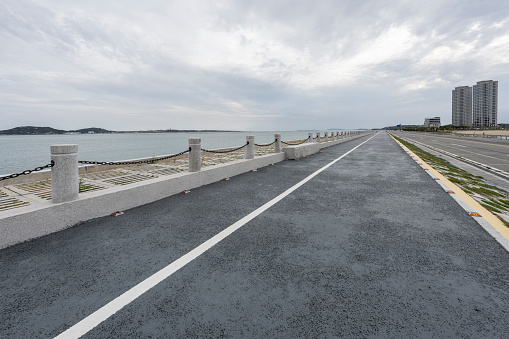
1,0 -> 509,131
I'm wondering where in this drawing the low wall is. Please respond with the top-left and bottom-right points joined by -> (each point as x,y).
282,136 -> 357,160
283,143 -> 321,159
0,152 -> 285,249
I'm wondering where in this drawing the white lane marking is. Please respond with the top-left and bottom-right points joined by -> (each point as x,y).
449,143 -> 466,147
54,133 -> 378,339
404,136 -> 509,164
440,147 -> 509,164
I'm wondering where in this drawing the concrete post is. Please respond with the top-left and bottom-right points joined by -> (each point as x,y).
188,138 -> 201,172
51,144 -> 79,203
246,136 -> 255,159
316,132 -> 321,143
324,132 -> 329,142
274,134 -> 281,153
336,132 -> 340,140
308,133 -> 313,143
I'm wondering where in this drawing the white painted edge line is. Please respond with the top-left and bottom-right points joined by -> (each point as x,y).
54,133 -> 378,339
392,134 -> 509,253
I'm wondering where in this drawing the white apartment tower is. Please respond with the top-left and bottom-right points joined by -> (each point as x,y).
452,86 -> 472,126
473,80 -> 498,127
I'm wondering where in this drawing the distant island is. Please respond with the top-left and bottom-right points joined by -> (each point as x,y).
0,126 -> 238,135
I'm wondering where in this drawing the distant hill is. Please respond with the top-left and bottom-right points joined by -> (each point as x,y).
0,126 -> 113,135
0,126 -> 238,135
73,127 -> 112,134
0,126 -> 66,135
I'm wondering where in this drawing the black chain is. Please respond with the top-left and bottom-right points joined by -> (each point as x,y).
254,140 -> 276,147
78,149 -> 190,166
281,139 -> 308,146
201,142 -> 249,154
0,161 -> 55,181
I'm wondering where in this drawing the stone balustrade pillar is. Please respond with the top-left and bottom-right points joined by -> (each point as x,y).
188,138 -> 201,172
308,133 -> 313,143
246,136 -> 255,159
324,132 -> 329,142
316,132 -> 321,143
275,134 -> 281,153
51,144 -> 79,203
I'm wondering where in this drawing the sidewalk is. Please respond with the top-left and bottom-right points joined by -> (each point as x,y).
1,132 -> 508,338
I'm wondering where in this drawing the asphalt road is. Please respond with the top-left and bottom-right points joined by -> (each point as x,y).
1,132 -> 508,338
392,131 -> 509,172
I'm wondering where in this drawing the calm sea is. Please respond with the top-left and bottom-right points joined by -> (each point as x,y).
0,131 -> 344,175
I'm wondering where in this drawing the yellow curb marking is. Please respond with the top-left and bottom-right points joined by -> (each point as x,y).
390,134 -> 509,242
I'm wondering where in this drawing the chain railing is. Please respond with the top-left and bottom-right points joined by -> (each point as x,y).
201,142 -> 249,154
78,149 -> 190,166
0,162 -> 54,181
254,140 -> 276,147
281,139 -> 308,146
1,132 -> 361,185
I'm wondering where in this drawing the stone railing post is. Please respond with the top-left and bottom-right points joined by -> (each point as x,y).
336,132 -> 340,140
316,132 -> 321,143
51,144 -> 79,203
188,138 -> 201,172
274,134 -> 281,153
246,136 -> 255,159
308,133 -> 313,143
324,132 -> 329,142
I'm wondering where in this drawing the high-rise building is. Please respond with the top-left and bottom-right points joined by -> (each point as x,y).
473,80 -> 498,127
452,86 -> 472,126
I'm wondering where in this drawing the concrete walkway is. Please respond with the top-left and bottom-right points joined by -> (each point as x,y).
1,132 -> 508,338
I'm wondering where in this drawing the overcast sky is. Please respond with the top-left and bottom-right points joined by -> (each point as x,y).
1,0 -> 509,131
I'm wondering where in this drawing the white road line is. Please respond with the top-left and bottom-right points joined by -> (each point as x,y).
405,137 -> 509,164
54,133 -> 378,339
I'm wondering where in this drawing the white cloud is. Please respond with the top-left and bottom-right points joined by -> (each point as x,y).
1,0 -> 509,130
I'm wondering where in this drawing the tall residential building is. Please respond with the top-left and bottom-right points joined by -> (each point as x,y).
452,86 -> 472,126
473,80 -> 498,127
